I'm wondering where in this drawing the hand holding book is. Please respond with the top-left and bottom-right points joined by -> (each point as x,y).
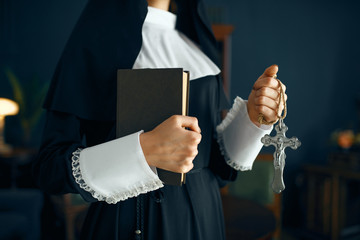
140,115 -> 202,174
117,68 -> 191,185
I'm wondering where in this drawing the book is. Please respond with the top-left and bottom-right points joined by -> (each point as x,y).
116,68 -> 190,186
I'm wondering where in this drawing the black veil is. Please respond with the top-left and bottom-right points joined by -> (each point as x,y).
43,0 -> 221,121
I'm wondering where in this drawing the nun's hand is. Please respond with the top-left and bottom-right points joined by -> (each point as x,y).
247,65 -> 287,127
140,115 -> 201,173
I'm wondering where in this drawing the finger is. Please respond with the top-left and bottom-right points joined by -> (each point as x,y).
260,64 -> 278,78
176,115 -> 201,133
255,87 -> 279,101
177,162 -> 194,173
254,96 -> 278,112
189,131 -> 202,145
183,144 -> 199,158
253,77 -> 281,91
256,105 -> 279,122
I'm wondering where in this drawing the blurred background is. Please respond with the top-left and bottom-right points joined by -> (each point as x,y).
0,0 -> 360,239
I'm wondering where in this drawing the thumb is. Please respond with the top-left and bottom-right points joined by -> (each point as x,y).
261,64 -> 279,78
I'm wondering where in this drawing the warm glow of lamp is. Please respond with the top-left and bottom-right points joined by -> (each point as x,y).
0,98 -> 19,154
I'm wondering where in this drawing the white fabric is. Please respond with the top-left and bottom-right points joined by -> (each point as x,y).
216,97 -> 273,171
72,131 -> 163,204
133,6 -> 221,80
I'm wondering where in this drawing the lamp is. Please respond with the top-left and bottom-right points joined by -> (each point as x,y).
0,98 -> 19,154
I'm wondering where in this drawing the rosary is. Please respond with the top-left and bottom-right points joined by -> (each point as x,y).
258,75 -> 301,193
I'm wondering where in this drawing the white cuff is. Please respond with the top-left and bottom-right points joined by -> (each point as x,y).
216,97 -> 273,171
71,131 -> 163,204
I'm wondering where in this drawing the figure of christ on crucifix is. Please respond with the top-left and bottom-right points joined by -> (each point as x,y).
261,119 -> 301,193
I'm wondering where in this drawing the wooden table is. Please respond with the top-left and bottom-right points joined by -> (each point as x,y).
304,164 -> 360,240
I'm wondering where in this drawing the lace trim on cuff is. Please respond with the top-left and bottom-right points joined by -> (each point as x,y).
216,97 -> 252,171
71,148 -> 163,204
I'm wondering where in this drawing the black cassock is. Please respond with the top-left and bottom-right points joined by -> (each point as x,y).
37,75 -> 236,239
33,0 -> 238,239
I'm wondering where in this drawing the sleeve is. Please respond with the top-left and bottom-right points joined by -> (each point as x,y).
33,111 -> 163,204
216,96 -> 273,171
72,132 -> 163,204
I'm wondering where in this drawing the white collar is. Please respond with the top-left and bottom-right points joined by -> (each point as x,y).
133,7 -> 221,80
145,6 -> 176,29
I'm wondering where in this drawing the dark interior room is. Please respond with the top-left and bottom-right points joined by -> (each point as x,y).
1,0 -> 360,239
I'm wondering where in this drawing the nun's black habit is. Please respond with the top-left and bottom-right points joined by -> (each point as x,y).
34,0 -> 238,239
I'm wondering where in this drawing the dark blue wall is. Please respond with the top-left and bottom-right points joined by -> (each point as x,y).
0,0 -> 87,146
0,0 -> 87,83
205,0 -> 360,227
206,0 -> 360,164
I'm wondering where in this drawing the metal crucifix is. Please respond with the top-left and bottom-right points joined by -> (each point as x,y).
261,118 -> 301,193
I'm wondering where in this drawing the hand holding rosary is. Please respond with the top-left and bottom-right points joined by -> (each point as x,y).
259,75 -> 301,193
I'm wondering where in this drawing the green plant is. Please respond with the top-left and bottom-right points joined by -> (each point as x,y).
4,67 -> 49,144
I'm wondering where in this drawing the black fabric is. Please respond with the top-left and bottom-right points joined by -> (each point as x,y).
43,0 -> 221,121
34,0 -> 239,239
35,76 -> 237,240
